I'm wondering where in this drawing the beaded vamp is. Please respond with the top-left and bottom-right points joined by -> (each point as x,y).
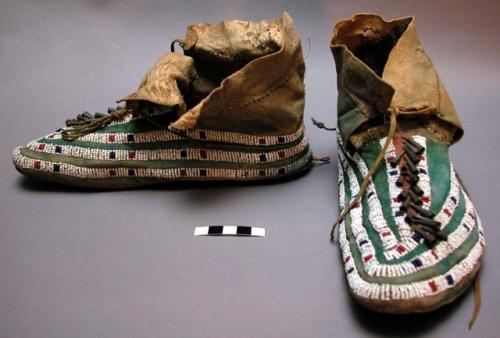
12,106 -> 312,188
337,133 -> 485,312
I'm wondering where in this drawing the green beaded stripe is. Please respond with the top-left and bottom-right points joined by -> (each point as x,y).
344,139 -> 463,265
341,140 -> 471,265
38,134 -> 304,153
20,146 -> 311,170
357,141 -> 402,241
340,165 -> 480,285
426,139 -> 452,214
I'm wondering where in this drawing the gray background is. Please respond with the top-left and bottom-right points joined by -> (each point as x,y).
1,0 -> 499,337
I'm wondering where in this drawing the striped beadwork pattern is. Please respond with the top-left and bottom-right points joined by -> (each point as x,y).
12,112 -> 312,183
337,134 -> 485,303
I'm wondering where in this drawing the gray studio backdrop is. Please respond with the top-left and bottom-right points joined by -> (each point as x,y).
1,1 -> 500,337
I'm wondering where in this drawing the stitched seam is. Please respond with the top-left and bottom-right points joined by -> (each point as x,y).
225,67 -> 299,111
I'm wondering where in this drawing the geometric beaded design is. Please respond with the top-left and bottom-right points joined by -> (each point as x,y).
337,134 -> 485,305
12,112 -> 312,185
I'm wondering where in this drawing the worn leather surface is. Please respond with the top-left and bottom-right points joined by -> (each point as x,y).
330,14 -> 464,150
120,53 -> 197,115
121,12 -> 305,136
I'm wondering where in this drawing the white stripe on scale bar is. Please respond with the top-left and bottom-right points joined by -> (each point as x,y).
194,225 -> 265,237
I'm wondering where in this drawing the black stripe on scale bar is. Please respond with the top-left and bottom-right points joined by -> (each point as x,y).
208,226 -> 224,235
236,226 -> 252,235
194,225 -> 265,237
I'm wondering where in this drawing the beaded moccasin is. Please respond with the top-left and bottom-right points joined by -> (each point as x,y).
12,13 -> 312,188
329,14 -> 485,321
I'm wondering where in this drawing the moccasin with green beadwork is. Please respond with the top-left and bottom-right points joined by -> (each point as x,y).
329,14 -> 485,324
12,13 -> 312,188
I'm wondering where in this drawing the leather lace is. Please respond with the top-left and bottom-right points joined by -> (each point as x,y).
322,106 -> 481,329
61,107 -> 131,141
330,106 -> 437,240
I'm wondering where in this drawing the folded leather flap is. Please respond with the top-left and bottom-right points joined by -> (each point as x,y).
119,52 -> 197,115
330,14 -> 463,148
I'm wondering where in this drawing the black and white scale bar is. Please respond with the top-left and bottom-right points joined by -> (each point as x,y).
194,225 -> 265,237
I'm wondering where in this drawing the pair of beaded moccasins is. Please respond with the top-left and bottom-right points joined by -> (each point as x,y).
12,12 -> 485,326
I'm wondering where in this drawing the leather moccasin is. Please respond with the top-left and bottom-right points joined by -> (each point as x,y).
13,12 -> 311,188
